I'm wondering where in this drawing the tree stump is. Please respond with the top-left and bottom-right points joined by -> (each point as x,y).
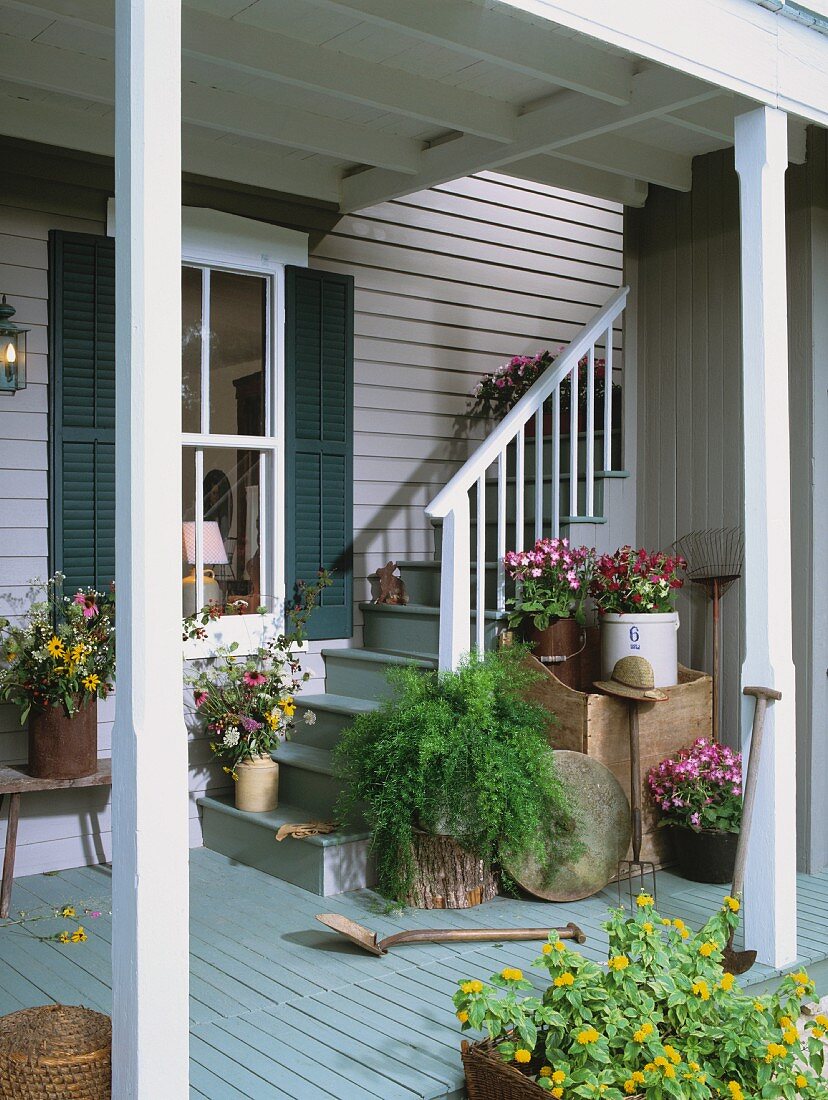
405,832 -> 498,909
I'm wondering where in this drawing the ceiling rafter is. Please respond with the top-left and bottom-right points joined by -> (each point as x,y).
0,36 -> 423,173
299,0 -> 635,105
341,68 -> 720,210
5,0 -> 520,142
548,133 -> 692,190
496,156 -> 648,206
0,93 -> 342,202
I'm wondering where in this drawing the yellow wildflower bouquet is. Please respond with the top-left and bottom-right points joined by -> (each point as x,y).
0,574 -> 115,721
454,894 -> 828,1099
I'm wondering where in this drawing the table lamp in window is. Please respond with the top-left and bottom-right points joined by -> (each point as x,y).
182,521 -> 228,616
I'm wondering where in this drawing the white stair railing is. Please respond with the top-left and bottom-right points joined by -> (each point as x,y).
426,286 -> 629,670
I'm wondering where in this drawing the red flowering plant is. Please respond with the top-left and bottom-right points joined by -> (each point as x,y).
470,349 -> 616,421
184,573 -> 330,778
0,574 -> 115,722
503,538 -> 594,630
647,738 -> 743,833
590,546 -> 686,615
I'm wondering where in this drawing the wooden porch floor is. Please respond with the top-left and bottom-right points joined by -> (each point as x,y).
0,848 -> 826,1100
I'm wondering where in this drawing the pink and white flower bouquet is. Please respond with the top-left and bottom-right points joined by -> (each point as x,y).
647,738 -> 743,834
503,538 -> 594,630
590,546 -> 686,615
469,349 -> 616,421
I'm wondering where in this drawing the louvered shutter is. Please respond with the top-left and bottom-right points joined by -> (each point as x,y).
49,232 -> 116,595
285,267 -> 354,640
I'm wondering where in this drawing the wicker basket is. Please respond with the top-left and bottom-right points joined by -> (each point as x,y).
0,1004 -> 111,1099
461,1039 -> 644,1100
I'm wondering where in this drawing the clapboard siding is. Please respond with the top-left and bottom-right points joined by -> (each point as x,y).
0,146 -> 622,876
628,139 -> 825,871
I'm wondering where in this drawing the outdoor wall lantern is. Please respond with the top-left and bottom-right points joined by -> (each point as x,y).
0,296 -> 28,395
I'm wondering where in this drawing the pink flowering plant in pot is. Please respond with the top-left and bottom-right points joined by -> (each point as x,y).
648,739 -> 743,885
590,547 -> 686,615
503,538 -> 594,631
470,350 -> 618,422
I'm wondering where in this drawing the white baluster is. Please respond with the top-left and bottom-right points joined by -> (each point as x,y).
534,405 -> 544,540
552,386 -> 560,537
515,425 -> 525,552
569,363 -> 578,518
585,345 -> 595,517
438,496 -> 471,670
603,325 -> 613,473
496,450 -> 506,614
475,475 -> 486,653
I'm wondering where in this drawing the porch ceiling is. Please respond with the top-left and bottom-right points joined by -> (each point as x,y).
0,0 -> 808,209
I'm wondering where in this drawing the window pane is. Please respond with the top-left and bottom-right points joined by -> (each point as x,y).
203,448 -> 265,613
181,448 -> 199,615
182,267 -> 202,434
209,271 -> 266,436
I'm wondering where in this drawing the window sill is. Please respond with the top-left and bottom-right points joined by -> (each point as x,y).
183,613 -> 307,660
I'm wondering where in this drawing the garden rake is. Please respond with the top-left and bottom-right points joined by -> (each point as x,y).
671,528 -> 744,742
315,913 -> 587,957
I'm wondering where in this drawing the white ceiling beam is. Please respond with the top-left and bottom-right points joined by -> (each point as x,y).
0,37 -> 422,172
4,0 -> 519,142
341,67 -> 719,210
549,133 -> 692,190
665,98 -> 737,142
497,155 -> 648,206
0,94 -> 342,202
299,0 -> 635,105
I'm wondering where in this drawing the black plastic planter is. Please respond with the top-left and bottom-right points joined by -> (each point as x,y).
670,825 -> 739,884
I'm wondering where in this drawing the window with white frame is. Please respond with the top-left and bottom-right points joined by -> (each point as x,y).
181,264 -> 277,618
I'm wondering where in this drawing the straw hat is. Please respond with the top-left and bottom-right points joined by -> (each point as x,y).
593,656 -> 669,702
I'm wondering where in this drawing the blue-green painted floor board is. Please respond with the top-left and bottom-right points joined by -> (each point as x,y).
0,847 -> 825,1099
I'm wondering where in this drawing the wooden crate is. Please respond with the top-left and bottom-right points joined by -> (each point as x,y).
525,655 -> 713,870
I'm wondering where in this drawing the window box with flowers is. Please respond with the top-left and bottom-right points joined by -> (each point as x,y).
454,892 -> 828,1100
590,547 -> 686,688
648,738 -> 743,884
503,539 -> 594,690
0,576 -> 115,780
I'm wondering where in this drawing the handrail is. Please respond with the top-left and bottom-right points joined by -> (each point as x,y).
426,286 -> 629,519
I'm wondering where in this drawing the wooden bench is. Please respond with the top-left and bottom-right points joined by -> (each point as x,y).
0,760 -> 112,918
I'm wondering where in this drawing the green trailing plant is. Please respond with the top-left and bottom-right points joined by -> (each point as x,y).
333,647 -> 580,902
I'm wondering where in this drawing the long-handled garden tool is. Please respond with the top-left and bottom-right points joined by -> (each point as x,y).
315,913 -> 587,957
721,684 -> 782,975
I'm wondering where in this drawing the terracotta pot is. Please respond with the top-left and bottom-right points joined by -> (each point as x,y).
28,701 -> 97,780
235,754 -> 279,813
523,617 -> 585,690
670,825 -> 739,884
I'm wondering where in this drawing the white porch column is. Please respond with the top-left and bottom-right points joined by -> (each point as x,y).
113,2 -> 189,1097
734,106 -> 798,969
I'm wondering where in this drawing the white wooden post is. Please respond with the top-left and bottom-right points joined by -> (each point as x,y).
734,106 -> 798,969
438,497 -> 471,670
113,2 -> 189,1096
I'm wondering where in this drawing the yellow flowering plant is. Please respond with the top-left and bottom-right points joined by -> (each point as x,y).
453,895 -> 828,1099
0,574 -> 115,721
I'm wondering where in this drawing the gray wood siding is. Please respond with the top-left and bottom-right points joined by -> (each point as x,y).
0,148 -> 623,875
628,138 -> 826,872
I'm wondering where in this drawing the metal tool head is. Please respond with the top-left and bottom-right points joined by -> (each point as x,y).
722,943 -> 757,975
616,858 -> 658,911
315,913 -> 386,956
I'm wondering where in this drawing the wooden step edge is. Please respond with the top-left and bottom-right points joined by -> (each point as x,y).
197,795 -> 370,847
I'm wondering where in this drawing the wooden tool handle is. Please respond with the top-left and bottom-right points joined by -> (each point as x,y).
380,922 -> 587,951
743,685 -> 782,701
629,706 -> 643,862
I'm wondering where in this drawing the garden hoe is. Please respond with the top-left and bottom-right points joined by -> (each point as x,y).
315,913 -> 587,957
721,684 -> 782,976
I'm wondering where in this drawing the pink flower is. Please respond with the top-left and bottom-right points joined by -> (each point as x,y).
193,690 -> 208,707
74,592 -> 99,618
243,670 -> 267,687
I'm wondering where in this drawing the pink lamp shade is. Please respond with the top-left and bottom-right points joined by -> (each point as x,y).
182,521 -> 229,566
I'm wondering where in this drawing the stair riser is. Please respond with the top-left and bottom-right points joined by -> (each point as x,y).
434,516 -> 604,561
200,803 -> 374,895
482,480 -> 606,522
324,654 -> 417,700
362,607 -> 502,659
399,564 -> 502,608
292,704 -> 352,750
277,762 -> 344,820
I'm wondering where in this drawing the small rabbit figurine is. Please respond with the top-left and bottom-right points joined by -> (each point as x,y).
374,561 -> 409,605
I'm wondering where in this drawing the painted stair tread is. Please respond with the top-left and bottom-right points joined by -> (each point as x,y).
320,647 -> 437,669
359,601 -> 505,620
294,692 -> 380,716
198,795 -> 370,847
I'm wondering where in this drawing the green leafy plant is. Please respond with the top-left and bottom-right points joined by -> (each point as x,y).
0,574 -> 115,722
333,647 -> 580,902
453,893 -> 828,1099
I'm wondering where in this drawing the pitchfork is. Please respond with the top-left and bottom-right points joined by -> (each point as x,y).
617,698 -> 658,909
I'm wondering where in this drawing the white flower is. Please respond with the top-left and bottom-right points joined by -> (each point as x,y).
303,710 -> 317,726
223,726 -> 240,748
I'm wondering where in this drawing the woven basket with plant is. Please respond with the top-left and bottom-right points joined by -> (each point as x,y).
453,893 -> 828,1099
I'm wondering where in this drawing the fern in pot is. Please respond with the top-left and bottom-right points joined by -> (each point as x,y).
333,647 -> 580,904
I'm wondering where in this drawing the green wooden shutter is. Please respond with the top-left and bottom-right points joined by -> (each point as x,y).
285,266 -> 354,640
49,232 -> 116,595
